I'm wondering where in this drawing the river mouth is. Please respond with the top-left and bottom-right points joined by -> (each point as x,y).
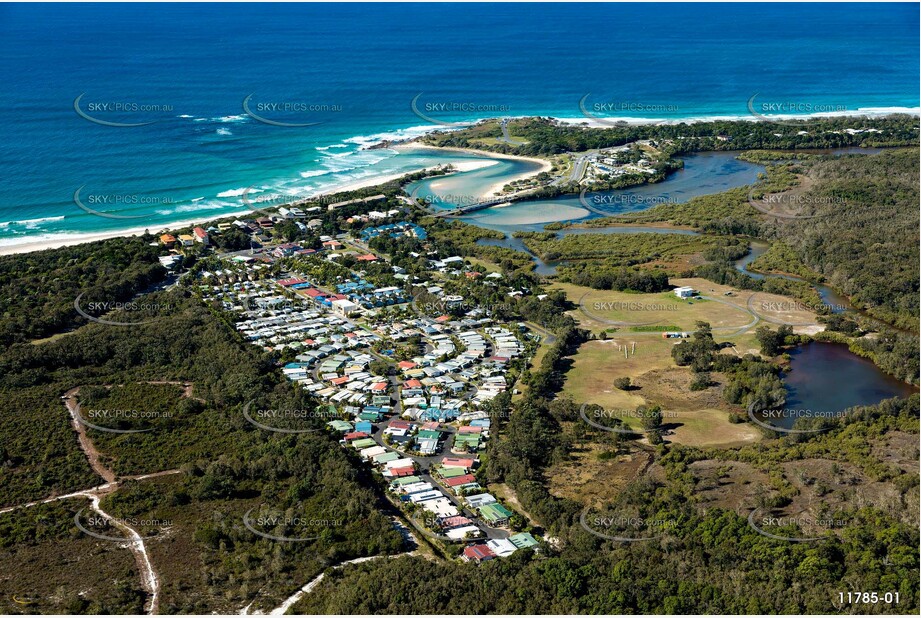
464,151 -> 764,230
756,342 -> 918,430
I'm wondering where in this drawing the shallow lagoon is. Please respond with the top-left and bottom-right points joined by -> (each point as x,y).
764,342 -> 918,429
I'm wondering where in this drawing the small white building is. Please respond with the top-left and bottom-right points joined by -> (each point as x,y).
331,299 -> 360,317
674,286 -> 696,299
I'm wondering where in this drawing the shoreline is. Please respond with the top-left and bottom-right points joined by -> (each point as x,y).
0,159 -> 500,257
396,143 -> 553,197
550,107 -> 921,127
2,108 -> 916,258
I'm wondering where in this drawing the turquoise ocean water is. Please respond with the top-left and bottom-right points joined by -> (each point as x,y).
0,3 -> 917,247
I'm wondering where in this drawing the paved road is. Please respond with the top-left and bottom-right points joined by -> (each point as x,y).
499,118 -> 524,146
550,150 -> 595,187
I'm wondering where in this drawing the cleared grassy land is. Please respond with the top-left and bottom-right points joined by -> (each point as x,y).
552,280 -> 779,448
473,136 -> 531,147
558,284 -> 751,333
554,279 -> 821,337
547,446 -> 653,506
671,277 -> 822,333
561,338 -> 760,448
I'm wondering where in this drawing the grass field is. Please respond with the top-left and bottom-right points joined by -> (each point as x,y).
671,277 -> 821,331
555,278 -> 822,337
561,338 -> 760,448
552,280 -> 777,448
473,136 -> 531,147
559,284 -> 752,333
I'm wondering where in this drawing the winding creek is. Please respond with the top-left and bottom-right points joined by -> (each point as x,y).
412,146 -> 917,425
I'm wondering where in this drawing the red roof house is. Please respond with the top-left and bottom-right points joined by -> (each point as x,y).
440,516 -> 473,529
387,466 -> 416,477
442,457 -> 476,469
444,474 -> 477,487
463,544 -> 495,563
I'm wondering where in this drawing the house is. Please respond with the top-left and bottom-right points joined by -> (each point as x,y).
509,532 -> 539,550
486,538 -> 517,557
674,286 -> 696,299
478,502 -> 513,526
331,299 -> 360,317
444,474 -> 477,488
387,465 -> 416,477
360,445 -> 388,460
327,420 -> 352,432
416,437 -> 439,455
158,255 -> 181,269
355,420 -> 373,434
373,451 -> 400,465
178,234 -> 195,247
462,544 -> 495,563
444,295 -> 465,308
442,457 -> 476,470
159,233 -> 177,247
446,525 -> 483,541
465,493 -> 496,509
192,227 -> 209,245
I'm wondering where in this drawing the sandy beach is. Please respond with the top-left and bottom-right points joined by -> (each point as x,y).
552,106 -> 921,128
0,159 -> 500,257
396,143 -> 553,197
